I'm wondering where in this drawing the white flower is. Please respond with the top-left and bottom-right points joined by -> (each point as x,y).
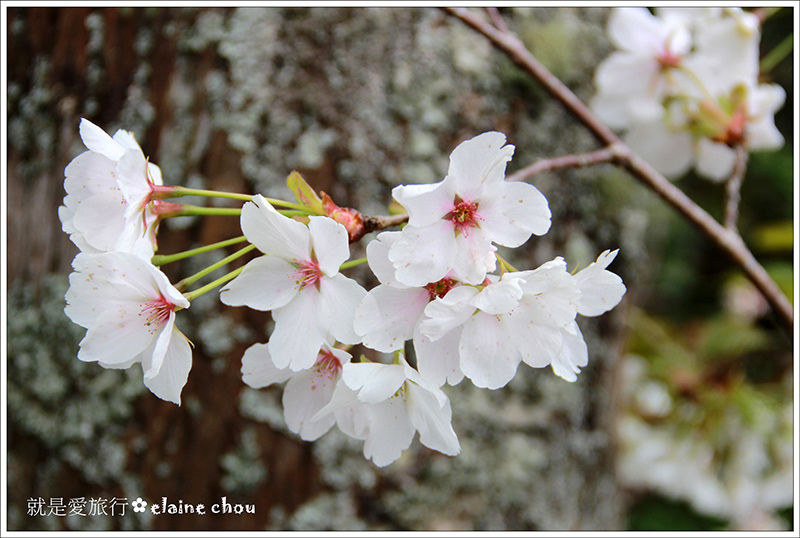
64,251 -> 192,404
241,340 -> 351,441
59,118 -> 163,260
591,7 -> 693,127
419,251 -> 626,387
354,231 -> 461,353
388,132 -> 551,286
316,354 -> 460,467
219,194 -> 367,371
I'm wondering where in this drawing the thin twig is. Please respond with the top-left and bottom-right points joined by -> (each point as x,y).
507,145 -> 623,183
724,144 -> 749,231
443,7 -> 793,334
485,7 -> 509,33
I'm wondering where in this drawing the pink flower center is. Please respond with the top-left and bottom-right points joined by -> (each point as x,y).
140,294 -> 175,333
424,278 -> 457,301
293,258 -> 324,290
445,197 -> 481,235
313,349 -> 343,379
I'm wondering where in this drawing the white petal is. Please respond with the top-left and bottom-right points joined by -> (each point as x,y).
241,343 -> 294,388
241,194 -> 311,261
142,327 -> 192,405
695,139 -> 736,182
77,304 -> 154,366
550,322 -> 588,382
389,221 -> 457,287
608,7 -> 666,55
419,285 -> 478,341
574,250 -> 627,317
318,274 -> 367,345
219,256 -> 299,311
362,396 -> 415,467
63,151 -> 119,200
459,313 -> 521,389
471,275 -> 524,315
450,227 -> 495,285
406,383 -> 460,456
115,147 -> 151,214
413,324 -> 464,387
392,175 -> 456,227
354,285 -> 429,352
283,367 -> 339,440
71,190 -> 127,252
308,216 -> 351,276
341,362 -> 407,404
269,289 -> 328,370
479,181 -> 551,246
447,132 -> 514,199
79,118 -> 125,161
624,121 -> 694,179
365,231 -> 405,287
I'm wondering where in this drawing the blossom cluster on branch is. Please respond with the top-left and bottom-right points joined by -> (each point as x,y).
590,7 -> 785,181
60,120 -> 625,466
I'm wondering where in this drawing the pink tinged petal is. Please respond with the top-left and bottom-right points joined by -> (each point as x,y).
695,139 -> 736,182
362,396 -> 415,467
72,191 -> 128,252
419,285 -> 478,341
76,304 -> 154,366
283,366 -> 340,441
143,313 -> 177,378
447,131 -> 515,199
146,162 -> 164,186
389,221 -> 457,287
308,216 -> 351,275
219,256 -> 299,311
365,232 -> 405,287
405,383 -> 460,456
459,313 -> 521,390
269,288 -> 328,371
318,274 -> 367,345
79,118 -> 125,161
392,176 -> 457,227
116,148 -> 152,216
241,343 -> 294,388
574,250 -> 627,317
550,322 -> 588,382
141,327 -> 192,405
341,362 -> 407,404
241,194 -> 312,261
413,324 -> 464,387
354,285 -> 429,352
624,122 -> 693,179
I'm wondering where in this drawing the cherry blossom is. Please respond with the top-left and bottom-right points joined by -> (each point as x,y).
59,118 -> 164,260
388,132 -> 551,286
592,7 -> 785,181
241,340 -> 351,441
219,194 -> 367,371
63,251 -> 192,404
418,251 -> 626,388
315,354 -> 461,467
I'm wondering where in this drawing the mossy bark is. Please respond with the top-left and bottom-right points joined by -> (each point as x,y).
7,7 -> 638,530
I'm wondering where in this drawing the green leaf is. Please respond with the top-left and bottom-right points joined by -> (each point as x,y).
753,221 -> 793,253
286,171 -> 324,214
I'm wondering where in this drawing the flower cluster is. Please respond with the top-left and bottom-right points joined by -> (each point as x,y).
61,121 -> 625,466
591,7 -> 785,181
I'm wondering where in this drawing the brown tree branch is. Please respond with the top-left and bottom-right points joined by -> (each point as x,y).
507,145 -> 623,183
443,7 -> 793,334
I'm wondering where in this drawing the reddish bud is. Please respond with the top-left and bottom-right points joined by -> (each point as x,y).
321,192 -> 366,242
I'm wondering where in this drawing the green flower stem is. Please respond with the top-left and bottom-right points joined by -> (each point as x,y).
152,236 -> 249,266
176,243 -> 257,291
174,205 -> 243,217
168,186 -> 313,212
183,266 -> 246,302
339,257 -> 368,270
760,33 -> 793,73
